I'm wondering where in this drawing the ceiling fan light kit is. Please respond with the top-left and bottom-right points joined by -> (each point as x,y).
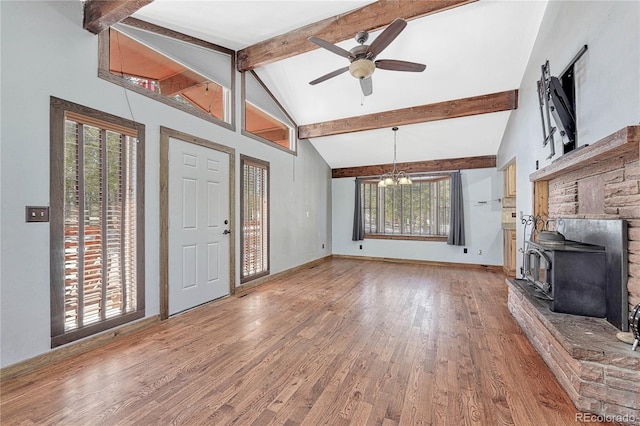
349,59 -> 375,79
308,18 -> 426,96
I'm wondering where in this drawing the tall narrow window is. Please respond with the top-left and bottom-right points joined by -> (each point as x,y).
51,97 -> 145,347
241,156 -> 269,282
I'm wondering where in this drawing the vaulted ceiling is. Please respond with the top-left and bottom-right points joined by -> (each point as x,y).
84,0 -> 548,173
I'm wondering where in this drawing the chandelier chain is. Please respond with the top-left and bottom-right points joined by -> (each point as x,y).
379,126 -> 411,187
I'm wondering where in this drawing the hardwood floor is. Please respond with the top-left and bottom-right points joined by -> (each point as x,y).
1,258 -> 614,425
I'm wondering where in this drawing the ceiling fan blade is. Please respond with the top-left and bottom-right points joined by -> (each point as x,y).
360,76 -> 373,96
308,36 -> 353,59
309,66 -> 350,85
367,18 -> 407,58
375,59 -> 426,72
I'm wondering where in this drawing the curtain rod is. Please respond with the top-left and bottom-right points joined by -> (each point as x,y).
356,170 -> 459,180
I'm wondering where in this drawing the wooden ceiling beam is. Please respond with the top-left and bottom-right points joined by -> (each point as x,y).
250,128 -> 290,142
84,0 -> 154,34
237,0 -> 477,72
159,71 -> 207,97
332,155 -> 496,178
299,89 -> 518,139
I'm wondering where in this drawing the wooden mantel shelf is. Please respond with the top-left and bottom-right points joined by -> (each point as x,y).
530,125 -> 640,182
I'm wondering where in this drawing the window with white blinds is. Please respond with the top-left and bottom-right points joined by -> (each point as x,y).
240,156 -> 269,282
361,176 -> 450,239
50,97 -> 144,347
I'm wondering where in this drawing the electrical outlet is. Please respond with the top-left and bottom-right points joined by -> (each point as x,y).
463,248 -> 468,254
359,245 -> 363,250
322,243 -> 325,249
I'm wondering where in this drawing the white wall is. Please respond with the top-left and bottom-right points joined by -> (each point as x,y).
0,1 -> 331,367
332,168 -> 504,266
497,1 -> 640,276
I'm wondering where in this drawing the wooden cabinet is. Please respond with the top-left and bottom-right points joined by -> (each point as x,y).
503,229 -> 517,277
502,196 -> 516,225
503,163 -> 517,276
504,163 -> 516,197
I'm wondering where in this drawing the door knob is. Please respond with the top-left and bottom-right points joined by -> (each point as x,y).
223,229 -> 231,235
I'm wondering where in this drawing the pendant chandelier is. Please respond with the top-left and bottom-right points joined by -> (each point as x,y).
378,126 -> 412,187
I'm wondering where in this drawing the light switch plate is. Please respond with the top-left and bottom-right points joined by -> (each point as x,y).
26,206 -> 49,223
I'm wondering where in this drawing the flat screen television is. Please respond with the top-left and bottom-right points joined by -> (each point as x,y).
548,76 -> 576,146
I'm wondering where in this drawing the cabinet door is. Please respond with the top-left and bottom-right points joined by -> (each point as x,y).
504,163 -> 516,197
503,230 -> 517,277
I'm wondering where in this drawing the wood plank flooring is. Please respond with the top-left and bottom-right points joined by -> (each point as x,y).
1,258 -> 616,425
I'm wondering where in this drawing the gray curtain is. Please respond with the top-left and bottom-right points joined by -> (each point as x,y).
352,178 -> 364,241
447,171 -> 465,246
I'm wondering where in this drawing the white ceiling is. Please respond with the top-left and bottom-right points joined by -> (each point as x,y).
133,0 -> 548,169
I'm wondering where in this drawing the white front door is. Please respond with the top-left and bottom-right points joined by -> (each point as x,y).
168,138 -> 230,315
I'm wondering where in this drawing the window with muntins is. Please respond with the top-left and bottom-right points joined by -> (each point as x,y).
50,98 -> 145,347
362,176 -> 450,240
241,156 -> 269,282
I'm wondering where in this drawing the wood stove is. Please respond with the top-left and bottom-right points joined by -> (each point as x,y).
521,218 -> 628,331
524,239 -> 606,317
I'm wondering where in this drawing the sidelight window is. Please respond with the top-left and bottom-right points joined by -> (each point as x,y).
240,156 -> 270,282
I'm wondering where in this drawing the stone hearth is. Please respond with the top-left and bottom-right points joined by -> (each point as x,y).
507,279 -> 639,424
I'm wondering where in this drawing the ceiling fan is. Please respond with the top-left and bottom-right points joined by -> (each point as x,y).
308,18 -> 426,96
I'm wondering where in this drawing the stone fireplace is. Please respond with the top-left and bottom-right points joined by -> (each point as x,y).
530,126 -> 640,311
507,125 -> 640,423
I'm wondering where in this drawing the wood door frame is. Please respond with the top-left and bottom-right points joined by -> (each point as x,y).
159,127 -> 236,320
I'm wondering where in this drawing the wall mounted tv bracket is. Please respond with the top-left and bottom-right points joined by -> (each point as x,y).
537,45 -> 587,160
537,62 -> 556,160
538,60 -> 577,160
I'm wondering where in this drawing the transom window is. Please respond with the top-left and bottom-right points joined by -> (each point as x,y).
50,97 -> 145,347
99,18 -> 234,128
242,71 -> 297,154
362,175 -> 450,239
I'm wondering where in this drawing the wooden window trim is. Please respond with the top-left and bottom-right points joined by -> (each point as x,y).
240,155 -> 270,283
361,175 -> 451,239
241,71 -> 298,155
50,96 -> 145,348
360,174 -> 450,185
364,234 -> 448,242
98,17 -> 235,131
